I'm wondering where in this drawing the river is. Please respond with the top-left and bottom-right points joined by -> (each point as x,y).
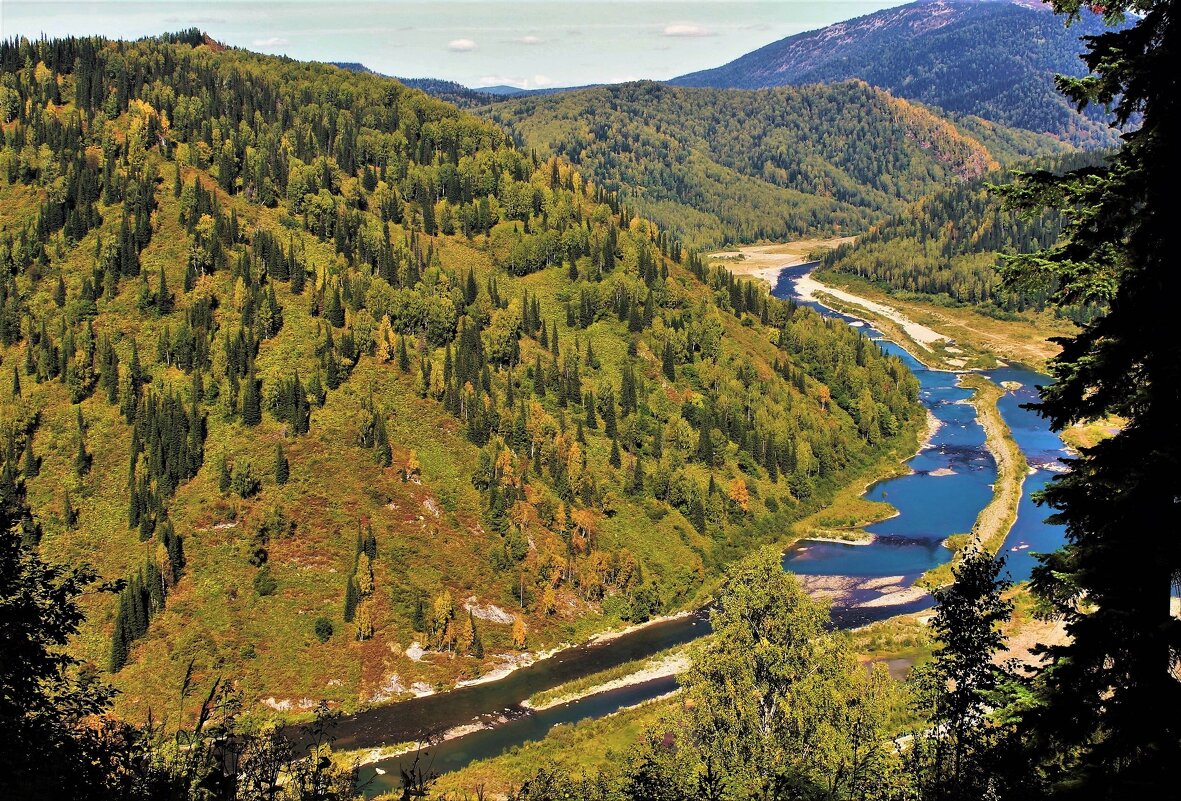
350,263 -> 1069,795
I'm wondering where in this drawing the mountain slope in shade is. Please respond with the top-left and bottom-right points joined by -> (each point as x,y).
671,0 -> 1117,146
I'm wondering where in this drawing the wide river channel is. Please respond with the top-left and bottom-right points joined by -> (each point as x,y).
349,263 -> 1070,794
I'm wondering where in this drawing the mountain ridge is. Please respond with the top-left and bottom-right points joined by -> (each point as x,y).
670,0 -> 1118,145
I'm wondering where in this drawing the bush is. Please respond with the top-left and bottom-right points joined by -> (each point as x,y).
253,565 -> 277,597
232,461 -> 262,499
314,616 -> 333,643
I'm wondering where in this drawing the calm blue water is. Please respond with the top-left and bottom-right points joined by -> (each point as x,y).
774,263 -> 1068,591
349,264 -> 1069,791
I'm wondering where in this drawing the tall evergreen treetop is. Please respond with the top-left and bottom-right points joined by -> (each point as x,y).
999,1 -> 1180,793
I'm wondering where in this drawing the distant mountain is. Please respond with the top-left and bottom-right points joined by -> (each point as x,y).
474,84 -> 529,96
393,76 -> 499,108
328,61 -> 371,73
671,0 -> 1118,146
485,80 -> 1067,248
328,64 -> 499,108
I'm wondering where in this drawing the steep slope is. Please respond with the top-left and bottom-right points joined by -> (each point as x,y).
819,150 -> 1106,323
486,80 -> 1065,248
0,33 -> 921,719
672,0 -> 1117,146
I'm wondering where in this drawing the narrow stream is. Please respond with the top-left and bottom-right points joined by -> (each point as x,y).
351,263 -> 1069,794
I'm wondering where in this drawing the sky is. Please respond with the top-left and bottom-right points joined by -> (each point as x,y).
0,1 -> 908,89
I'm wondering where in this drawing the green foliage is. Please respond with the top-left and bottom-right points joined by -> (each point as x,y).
230,460 -> 261,499
488,81 -> 1011,247
0,30 -> 919,715
253,564 -> 277,597
996,0 -> 1181,792
821,154 -> 1107,322
908,546 -> 1020,799
313,616 -> 334,643
274,443 -> 289,485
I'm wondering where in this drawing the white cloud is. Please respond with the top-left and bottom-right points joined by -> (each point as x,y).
252,36 -> 288,47
516,35 -> 544,45
448,38 -> 478,52
532,75 -> 553,87
662,23 -> 714,38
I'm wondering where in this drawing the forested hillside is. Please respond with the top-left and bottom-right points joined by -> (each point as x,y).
819,151 -> 1105,324
486,80 -> 1065,248
0,32 -> 921,719
672,0 -> 1118,146
329,63 -> 500,110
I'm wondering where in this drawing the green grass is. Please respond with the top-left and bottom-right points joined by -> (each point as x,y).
524,646 -> 688,709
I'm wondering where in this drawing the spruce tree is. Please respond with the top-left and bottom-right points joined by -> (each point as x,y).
62,491 -> 77,529
997,1 -> 1181,791
397,335 -> 410,372
73,417 -> 89,476
909,547 -> 1015,797
22,436 -> 37,479
274,444 -> 289,485
412,596 -> 427,632
628,454 -> 644,494
218,455 -> 232,494
469,610 -> 484,658
241,368 -> 261,426
325,285 -> 345,327
343,576 -> 359,622
533,353 -> 545,397
609,438 -> 622,469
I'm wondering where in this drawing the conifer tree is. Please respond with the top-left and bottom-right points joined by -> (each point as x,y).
628,454 -> 644,494
997,0 -> 1181,790
662,341 -> 676,382
22,436 -> 37,479
343,576 -> 359,622
411,595 -> 427,632
533,354 -> 545,397
274,443 -> 289,485
609,438 -> 622,469
62,490 -> 77,529
73,411 -> 89,476
218,456 -> 232,494
602,390 -> 616,438
290,252 -> 306,294
241,367 -> 261,426
469,610 -> 484,658
374,414 -> 392,467
325,285 -> 345,327
397,335 -> 410,372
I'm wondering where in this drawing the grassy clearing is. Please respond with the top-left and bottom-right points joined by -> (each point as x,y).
813,270 -> 1075,372
524,647 -> 689,710
1059,416 -> 1124,452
